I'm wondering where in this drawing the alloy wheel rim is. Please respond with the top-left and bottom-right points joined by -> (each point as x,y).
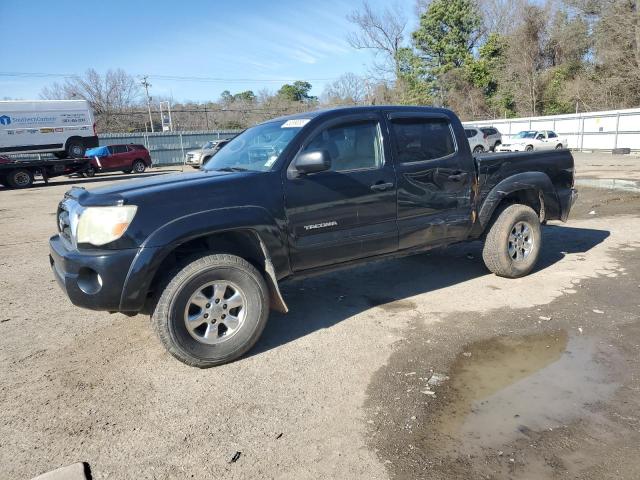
183,281 -> 247,345
508,221 -> 534,261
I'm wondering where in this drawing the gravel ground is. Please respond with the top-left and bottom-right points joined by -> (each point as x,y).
0,157 -> 639,479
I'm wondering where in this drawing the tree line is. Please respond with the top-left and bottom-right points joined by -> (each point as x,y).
40,0 -> 639,131
347,0 -> 640,119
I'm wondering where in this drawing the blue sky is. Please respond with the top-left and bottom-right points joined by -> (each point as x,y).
0,0 -> 415,102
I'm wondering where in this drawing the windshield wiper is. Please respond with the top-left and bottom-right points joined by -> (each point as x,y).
214,166 -> 251,172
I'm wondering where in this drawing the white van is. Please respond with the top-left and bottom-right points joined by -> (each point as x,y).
0,100 -> 99,158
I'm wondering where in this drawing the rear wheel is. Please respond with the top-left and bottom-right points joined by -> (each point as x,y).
66,138 -> 85,158
492,141 -> 501,151
555,143 -> 563,149
482,204 -> 542,278
132,159 -> 146,173
6,169 -> 34,189
151,254 -> 270,367
525,145 -> 534,152
473,145 -> 485,153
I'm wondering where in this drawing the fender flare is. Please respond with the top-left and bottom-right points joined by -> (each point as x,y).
477,171 -> 560,228
119,206 -> 290,312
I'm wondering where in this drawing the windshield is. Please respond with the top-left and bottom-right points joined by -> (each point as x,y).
514,131 -> 538,139
202,141 -> 217,149
203,120 -> 306,172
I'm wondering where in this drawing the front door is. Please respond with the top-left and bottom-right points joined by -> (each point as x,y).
284,114 -> 398,271
387,113 -> 474,250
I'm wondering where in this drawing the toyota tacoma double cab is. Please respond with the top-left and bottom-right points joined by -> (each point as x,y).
49,106 -> 577,367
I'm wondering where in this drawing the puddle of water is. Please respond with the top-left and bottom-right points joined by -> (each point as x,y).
435,331 -> 618,454
576,178 -> 640,192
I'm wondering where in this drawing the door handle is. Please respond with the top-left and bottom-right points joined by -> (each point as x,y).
447,172 -> 468,182
370,182 -> 394,192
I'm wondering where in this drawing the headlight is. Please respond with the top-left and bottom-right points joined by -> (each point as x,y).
76,205 -> 138,246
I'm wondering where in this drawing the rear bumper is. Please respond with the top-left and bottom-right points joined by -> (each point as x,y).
558,187 -> 578,222
49,234 -> 139,311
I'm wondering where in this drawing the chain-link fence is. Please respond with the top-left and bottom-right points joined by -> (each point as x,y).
98,130 -> 241,166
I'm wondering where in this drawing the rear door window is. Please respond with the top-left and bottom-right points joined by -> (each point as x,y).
111,145 -> 127,154
391,118 -> 456,163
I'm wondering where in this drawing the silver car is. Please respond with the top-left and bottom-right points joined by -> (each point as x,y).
185,139 -> 231,168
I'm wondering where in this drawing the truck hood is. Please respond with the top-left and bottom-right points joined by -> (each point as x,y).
68,170 -> 254,207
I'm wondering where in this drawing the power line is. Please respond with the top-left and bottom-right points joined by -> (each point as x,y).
0,71 -> 339,84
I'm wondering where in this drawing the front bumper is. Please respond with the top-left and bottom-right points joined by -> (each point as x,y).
49,234 -> 139,311
496,145 -> 525,152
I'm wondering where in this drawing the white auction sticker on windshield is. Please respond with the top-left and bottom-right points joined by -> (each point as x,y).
281,119 -> 310,128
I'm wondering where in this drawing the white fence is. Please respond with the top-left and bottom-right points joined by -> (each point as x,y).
464,107 -> 640,151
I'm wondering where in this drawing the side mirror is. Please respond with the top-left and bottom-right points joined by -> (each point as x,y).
294,149 -> 331,174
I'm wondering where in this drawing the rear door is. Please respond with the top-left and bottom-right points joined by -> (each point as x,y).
284,113 -> 398,271
387,113 -> 474,250
108,145 -> 129,169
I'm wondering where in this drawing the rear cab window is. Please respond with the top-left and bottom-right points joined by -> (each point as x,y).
391,117 -> 457,163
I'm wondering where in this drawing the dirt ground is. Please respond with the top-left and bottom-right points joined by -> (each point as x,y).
1,153 -> 639,479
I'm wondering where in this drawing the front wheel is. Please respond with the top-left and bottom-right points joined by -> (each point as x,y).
525,145 -> 534,152
473,145 -> 484,153
555,144 -> 563,149
482,204 -> 542,278
151,254 -> 270,367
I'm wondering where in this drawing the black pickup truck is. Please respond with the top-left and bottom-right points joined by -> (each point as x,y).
49,106 -> 577,367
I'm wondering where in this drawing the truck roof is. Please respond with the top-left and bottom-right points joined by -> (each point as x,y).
265,105 -> 454,124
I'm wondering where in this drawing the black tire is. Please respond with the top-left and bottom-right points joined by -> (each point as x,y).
6,169 -> 34,189
525,145 -> 534,152
122,169 -> 132,174
494,141 -> 501,151
131,159 -> 146,173
66,138 -> 85,158
84,167 -> 96,177
555,144 -> 563,149
151,253 -> 270,368
0,174 -> 8,187
473,145 -> 484,153
482,204 -> 542,278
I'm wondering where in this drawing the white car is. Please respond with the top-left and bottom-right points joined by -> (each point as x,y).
496,130 -> 567,152
464,127 -> 492,153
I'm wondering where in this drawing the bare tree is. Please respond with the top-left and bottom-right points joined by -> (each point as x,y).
321,73 -> 368,105
40,69 -> 143,131
502,4 -> 548,115
347,1 -> 408,79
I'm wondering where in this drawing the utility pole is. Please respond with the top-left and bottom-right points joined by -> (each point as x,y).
141,76 -> 154,133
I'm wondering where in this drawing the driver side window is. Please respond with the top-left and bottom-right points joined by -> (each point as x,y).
302,120 -> 383,172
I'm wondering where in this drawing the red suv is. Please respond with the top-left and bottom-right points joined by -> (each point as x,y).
83,144 -> 152,176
